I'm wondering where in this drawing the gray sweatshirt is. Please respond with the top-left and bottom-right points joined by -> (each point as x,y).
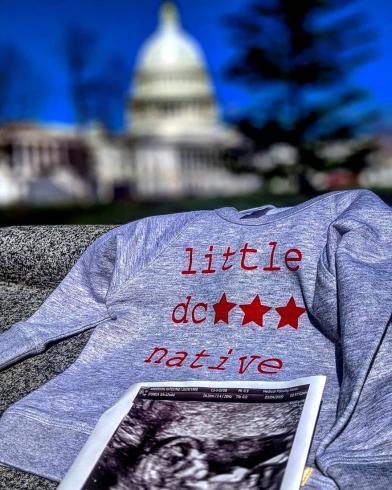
0,189 -> 391,489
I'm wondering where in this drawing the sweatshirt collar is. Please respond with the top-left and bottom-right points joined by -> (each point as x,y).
213,190 -> 345,226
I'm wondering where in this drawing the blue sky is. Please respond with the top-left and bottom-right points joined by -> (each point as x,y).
0,0 -> 391,129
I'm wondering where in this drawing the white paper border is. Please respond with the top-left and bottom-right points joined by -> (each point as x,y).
58,376 -> 326,490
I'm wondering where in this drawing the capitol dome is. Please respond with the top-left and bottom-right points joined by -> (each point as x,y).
128,1 -> 220,136
137,3 -> 204,71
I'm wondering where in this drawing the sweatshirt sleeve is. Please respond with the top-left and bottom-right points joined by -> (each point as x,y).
0,210 -> 203,372
0,225 -> 121,371
311,190 -> 392,488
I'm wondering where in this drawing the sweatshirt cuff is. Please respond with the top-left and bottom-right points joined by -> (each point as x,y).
0,324 -> 39,370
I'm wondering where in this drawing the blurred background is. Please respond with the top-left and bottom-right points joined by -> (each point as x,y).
0,0 -> 391,225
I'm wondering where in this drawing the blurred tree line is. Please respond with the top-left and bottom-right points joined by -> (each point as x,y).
65,27 -> 130,131
0,26 -> 129,130
222,0 -> 381,193
0,46 -> 45,122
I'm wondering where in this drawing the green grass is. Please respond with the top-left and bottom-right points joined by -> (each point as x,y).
0,188 -> 391,226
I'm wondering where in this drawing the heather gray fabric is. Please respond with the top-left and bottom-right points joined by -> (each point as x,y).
0,189 -> 391,489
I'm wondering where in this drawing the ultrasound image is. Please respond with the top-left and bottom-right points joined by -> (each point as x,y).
82,391 -> 304,490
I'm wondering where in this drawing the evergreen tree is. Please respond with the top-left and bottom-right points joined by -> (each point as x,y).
222,0 -> 380,193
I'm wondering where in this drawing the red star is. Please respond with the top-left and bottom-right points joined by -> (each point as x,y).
239,295 -> 271,327
275,296 -> 306,329
213,293 -> 236,324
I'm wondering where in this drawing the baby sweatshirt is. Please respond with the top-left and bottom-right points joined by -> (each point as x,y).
0,189 -> 391,489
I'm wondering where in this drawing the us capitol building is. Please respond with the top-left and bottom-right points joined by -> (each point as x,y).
0,2 -> 259,205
